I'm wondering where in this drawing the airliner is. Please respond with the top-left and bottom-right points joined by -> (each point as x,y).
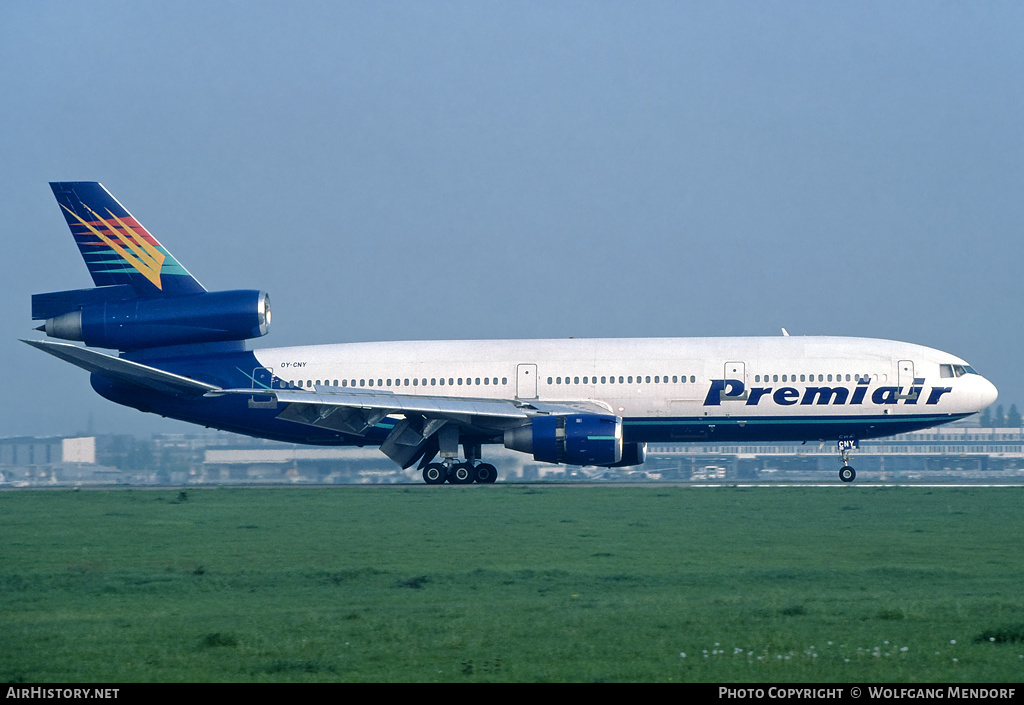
27,182 -> 998,483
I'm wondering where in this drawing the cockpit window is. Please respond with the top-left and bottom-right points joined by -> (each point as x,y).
940,364 -> 978,378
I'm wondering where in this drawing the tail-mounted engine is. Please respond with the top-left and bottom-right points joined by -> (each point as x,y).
33,288 -> 270,350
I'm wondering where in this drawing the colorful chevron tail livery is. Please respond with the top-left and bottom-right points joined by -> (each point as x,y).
49,182 -> 205,297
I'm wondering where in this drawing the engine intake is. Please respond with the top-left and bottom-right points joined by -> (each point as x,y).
504,413 -> 623,466
41,290 -> 270,350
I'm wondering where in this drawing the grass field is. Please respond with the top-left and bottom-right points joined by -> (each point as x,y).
2,485 -> 1023,682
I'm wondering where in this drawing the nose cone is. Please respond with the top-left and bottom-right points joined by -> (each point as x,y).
978,376 -> 999,410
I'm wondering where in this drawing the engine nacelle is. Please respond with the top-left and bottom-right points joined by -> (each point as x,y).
609,442 -> 647,468
43,290 -> 270,350
504,414 -> 623,466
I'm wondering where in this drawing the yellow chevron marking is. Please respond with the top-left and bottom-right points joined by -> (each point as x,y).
62,204 -> 165,290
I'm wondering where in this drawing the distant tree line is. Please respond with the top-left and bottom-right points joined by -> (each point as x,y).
979,404 -> 1022,428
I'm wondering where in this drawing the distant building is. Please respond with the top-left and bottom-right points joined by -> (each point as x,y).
2,419 -> 1023,487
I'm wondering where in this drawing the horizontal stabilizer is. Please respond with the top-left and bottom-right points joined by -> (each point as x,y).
22,339 -> 219,397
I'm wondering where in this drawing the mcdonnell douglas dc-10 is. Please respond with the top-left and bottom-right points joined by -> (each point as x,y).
27,182 -> 998,483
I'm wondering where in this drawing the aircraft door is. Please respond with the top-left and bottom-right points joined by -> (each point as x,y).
517,364 -> 538,399
898,360 -> 915,393
724,361 -> 746,384
722,361 -> 748,402
249,367 -> 278,409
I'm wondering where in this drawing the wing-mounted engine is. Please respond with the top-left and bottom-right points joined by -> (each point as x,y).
503,413 -> 625,466
33,288 -> 270,350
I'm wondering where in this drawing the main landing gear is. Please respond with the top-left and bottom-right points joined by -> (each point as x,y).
422,461 -> 498,485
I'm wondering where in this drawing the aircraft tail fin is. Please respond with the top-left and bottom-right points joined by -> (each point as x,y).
49,182 -> 205,297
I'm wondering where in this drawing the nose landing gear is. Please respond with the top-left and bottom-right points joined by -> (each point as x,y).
838,437 -> 858,483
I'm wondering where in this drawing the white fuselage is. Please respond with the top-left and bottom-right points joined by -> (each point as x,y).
252,335 -> 997,429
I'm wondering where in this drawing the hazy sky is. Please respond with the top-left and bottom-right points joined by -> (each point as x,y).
2,1 -> 1023,438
